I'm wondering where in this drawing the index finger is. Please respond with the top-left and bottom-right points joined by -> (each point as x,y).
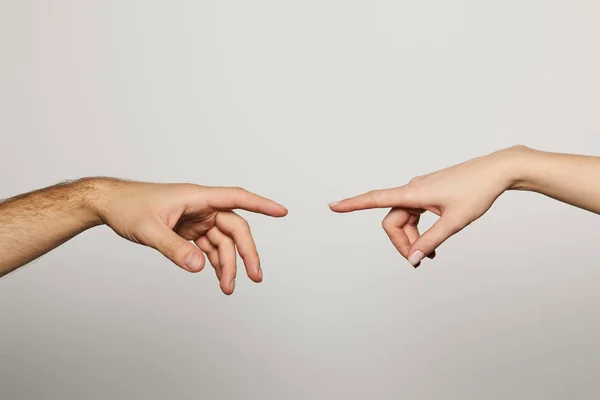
205,187 -> 288,217
328,186 -> 419,212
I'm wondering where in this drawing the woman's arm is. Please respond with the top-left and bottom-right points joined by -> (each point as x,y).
329,145 -> 600,267
512,146 -> 600,214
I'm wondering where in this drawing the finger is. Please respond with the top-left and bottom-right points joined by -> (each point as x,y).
329,186 -> 420,213
203,233 -> 223,280
381,208 -> 412,259
401,213 -> 436,260
215,211 -> 262,282
195,235 -> 221,278
408,215 -> 462,266
207,227 -> 237,295
403,213 -> 421,245
205,187 -> 288,217
144,220 -> 205,273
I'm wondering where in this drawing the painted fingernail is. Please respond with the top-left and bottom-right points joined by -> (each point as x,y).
184,253 -> 202,271
409,250 -> 425,267
328,201 -> 340,207
230,279 -> 236,293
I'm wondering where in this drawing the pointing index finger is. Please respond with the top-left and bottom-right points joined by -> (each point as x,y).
328,186 -> 418,212
205,187 -> 288,217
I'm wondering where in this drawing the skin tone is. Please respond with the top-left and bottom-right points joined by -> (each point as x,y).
0,178 -> 287,294
329,145 -> 600,267
2,145 -> 599,284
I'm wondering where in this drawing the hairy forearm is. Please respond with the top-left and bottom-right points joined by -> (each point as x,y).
508,146 -> 600,214
0,179 -> 105,276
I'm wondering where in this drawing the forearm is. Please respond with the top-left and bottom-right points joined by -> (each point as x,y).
0,179 -> 104,276
508,146 -> 600,214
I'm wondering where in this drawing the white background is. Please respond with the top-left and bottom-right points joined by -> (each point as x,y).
1,1 -> 600,398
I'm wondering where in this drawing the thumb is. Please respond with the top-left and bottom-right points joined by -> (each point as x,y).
144,221 -> 205,273
408,215 -> 462,267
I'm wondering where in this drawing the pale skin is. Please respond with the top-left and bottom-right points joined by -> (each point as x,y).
329,145 -> 600,267
2,146 -> 599,284
0,178 -> 288,295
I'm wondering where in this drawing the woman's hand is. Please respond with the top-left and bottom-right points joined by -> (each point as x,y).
329,146 -> 528,267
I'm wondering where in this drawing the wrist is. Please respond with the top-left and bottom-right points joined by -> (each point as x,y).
74,177 -> 122,228
494,145 -> 537,192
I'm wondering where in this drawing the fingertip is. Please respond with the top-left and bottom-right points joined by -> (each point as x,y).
408,250 -> 426,267
328,200 -> 347,212
184,251 -> 205,273
242,259 -> 261,282
240,256 -> 264,284
248,265 -> 263,283
276,205 -> 289,217
221,279 -> 235,295
264,201 -> 288,217
190,264 -> 205,273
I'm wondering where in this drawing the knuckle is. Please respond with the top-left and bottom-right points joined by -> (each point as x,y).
241,218 -> 251,231
381,216 -> 393,231
233,219 -> 251,235
366,190 -> 383,205
229,187 -> 250,206
366,190 -> 378,198
409,176 -> 422,184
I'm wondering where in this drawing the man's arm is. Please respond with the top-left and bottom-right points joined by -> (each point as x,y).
0,179 -> 102,276
0,178 -> 287,295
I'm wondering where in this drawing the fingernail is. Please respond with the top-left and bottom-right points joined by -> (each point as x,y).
184,252 -> 202,270
328,201 -> 340,207
229,279 -> 236,293
408,250 -> 425,267
258,266 -> 263,281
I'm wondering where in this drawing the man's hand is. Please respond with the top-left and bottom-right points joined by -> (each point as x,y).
0,178 -> 287,294
94,180 -> 288,294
